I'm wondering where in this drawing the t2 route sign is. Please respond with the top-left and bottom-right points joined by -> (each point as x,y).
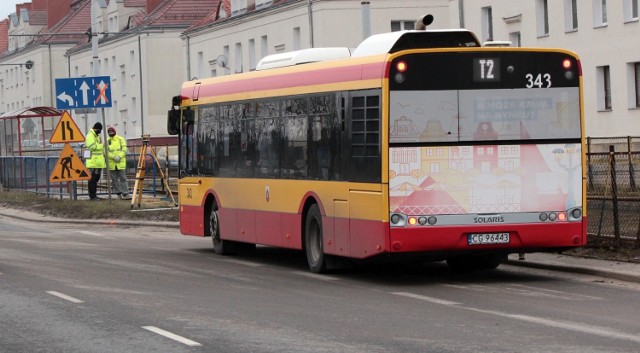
55,76 -> 112,110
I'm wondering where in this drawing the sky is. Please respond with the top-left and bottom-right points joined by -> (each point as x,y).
1,0 -> 24,21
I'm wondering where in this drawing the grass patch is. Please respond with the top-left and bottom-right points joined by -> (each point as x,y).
0,190 -> 178,222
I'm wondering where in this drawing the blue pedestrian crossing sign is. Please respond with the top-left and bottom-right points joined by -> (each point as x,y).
55,76 -> 112,109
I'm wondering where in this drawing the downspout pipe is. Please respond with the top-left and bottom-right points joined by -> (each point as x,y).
138,34 -> 144,134
307,0 -> 314,47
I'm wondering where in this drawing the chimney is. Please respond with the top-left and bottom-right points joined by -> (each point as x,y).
46,0 -> 72,30
32,0 -> 48,11
0,19 -> 9,52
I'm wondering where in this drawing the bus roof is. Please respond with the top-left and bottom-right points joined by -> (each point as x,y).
256,30 -> 481,70
352,29 -> 480,57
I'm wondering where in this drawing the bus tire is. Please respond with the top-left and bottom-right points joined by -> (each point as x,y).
208,206 -> 236,255
304,203 -> 327,273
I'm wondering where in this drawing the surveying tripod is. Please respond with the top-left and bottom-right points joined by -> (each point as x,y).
131,134 -> 177,208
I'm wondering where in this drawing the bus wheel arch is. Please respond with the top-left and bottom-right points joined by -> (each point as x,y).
303,199 -> 327,273
204,193 -> 236,255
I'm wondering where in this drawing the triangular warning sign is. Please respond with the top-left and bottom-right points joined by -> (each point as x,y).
50,111 -> 85,143
49,143 -> 92,183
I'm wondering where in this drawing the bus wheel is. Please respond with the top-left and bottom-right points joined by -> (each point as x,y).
209,207 -> 235,255
304,204 -> 327,273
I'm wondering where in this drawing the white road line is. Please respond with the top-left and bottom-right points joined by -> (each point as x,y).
142,326 -> 202,347
464,306 -> 640,344
392,290 -> 639,343
290,271 -> 340,281
391,292 -> 461,306
76,230 -> 103,237
46,291 -> 84,303
509,284 -> 603,300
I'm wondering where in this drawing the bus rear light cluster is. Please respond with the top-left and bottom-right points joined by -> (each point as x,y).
539,208 -> 582,222
390,213 -> 437,227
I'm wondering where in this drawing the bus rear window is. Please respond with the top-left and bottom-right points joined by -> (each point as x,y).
388,51 -> 581,143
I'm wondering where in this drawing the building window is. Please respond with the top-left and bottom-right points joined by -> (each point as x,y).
293,27 -> 301,50
565,0 -> 578,31
197,51 -> 204,79
231,0 -> 247,16
593,0 -> 607,27
597,65 -> 612,111
624,0 -> 639,21
261,36 -> 268,60
632,62 -> 640,108
120,65 -> 126,96
481,7 -> 493,42
391,21 -> 415,31
255,0 -> 272,10
235,43 -> 243,73
246,39 -> 255,72
536,0 -> 549,37
509,32 -> 521,47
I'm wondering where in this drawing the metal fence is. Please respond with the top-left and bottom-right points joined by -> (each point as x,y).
586,137 -> 640,248
2,138 -> 640,248
0,148 -> 177,200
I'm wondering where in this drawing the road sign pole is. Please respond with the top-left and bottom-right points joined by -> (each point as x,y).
101,107 -> 111,200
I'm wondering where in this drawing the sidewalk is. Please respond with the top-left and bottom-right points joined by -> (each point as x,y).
2,206 -> 640,283
0,206 -> 179,229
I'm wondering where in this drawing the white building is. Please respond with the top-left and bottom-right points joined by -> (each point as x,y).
182,0 -> 451,81
2,0 -> 637,141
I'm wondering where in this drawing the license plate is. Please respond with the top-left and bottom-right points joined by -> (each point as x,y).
468,233 -> 510,245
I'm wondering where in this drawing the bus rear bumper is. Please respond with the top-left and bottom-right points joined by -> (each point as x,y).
388,219 -> 587,255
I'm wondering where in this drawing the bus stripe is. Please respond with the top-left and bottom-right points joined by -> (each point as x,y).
183,62 -> 386,99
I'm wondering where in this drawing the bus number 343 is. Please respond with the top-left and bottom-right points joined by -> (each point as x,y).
525,73 -> 552,88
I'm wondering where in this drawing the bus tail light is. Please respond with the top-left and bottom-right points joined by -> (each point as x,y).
390,213 -> 438,227
562,58 -> 572,70
538,208 -> 582,222
394,61 -> 407,83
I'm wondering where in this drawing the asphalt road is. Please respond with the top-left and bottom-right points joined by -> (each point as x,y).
1,215 -> 640,353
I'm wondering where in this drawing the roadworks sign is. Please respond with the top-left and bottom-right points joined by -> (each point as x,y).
50,111 -> 85,144
49,143 -> 91,183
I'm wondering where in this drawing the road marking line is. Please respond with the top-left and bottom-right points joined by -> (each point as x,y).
391,292 -> 460,306
464,306 -> 640,344
142,326 -> 202,347
76,230 -> 103,237
290,271 -> 340,281
46,291 -> 84,303
509,284 -> 603,300
393,290 -> 639,344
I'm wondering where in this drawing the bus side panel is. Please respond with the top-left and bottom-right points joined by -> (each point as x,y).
389,221 -> 585,253
327,200 -> 350,256
349,190 -> 387,258
349,219 -> 389,258
218,207 -> 239,241
180,205 -> 205,236
282,212 -> 303,249
255,210 -> 282,246
235,209 -> 256,243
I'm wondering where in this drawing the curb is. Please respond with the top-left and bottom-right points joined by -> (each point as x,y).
506,260 -> 640,284
0,210 -> 179,229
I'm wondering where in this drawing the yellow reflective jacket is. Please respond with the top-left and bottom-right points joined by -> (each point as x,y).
107,134 -> 127,170
85,129 -> 106,169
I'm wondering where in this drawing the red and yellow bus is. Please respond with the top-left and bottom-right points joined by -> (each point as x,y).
168,26 -> 586,273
